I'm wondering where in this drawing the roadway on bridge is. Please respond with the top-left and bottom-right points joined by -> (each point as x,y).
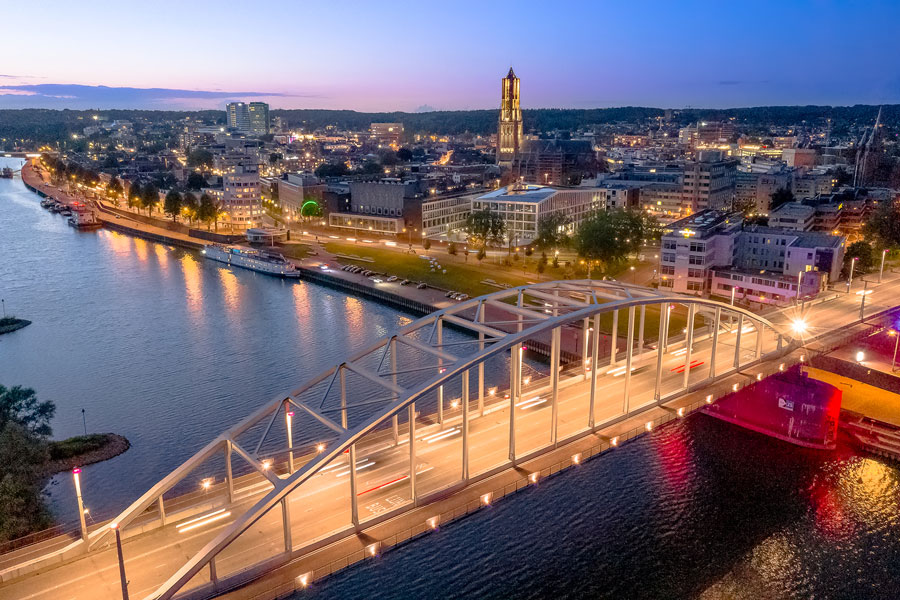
3,274 -> 899,600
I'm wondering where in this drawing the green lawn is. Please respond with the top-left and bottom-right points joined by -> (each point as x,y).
325,242 -> 532,296
277,242 -> 313,260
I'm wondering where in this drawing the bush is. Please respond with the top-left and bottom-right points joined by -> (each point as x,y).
0,316 -> 18,327
48,434 -> 109,461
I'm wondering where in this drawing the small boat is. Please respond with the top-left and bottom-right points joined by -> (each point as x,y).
202,244 -> 301,278
0,167 -> 13,179
60,209 -> 73,217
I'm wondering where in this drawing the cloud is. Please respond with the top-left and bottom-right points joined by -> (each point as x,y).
0,83 -> 316,109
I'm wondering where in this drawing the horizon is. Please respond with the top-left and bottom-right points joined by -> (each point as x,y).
2,0 -> 899,111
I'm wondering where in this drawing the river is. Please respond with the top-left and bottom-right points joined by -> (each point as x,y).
2,158 -> 899,599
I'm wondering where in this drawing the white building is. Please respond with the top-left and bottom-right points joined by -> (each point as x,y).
471,183 -> 603,244
422,193 -> 476,239
226,102 -> 250,132
221,163 -> 263,230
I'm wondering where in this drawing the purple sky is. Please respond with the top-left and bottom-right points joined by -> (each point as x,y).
2,0 -> 899,111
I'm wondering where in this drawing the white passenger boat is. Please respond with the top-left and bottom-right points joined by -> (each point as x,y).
202,244 -> 301,278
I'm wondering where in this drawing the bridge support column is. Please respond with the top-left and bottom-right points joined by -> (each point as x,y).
409,402 -> 417,504
157,495 -> 166,527
437,318 -> 444,426
588,313 -> 600,429
349,444 -> 359,527
637,305 -> 646,363
281,498 -> 292,553
391,338 -> 399,445
682,304 -> 696,391
733,314 -> 744,370
708,307 -> 721,380
609,309 -> 619,365
654,302 -> 668,403
285,402 -> 295,475
755,321 -> 763,360
509,344 -> 518,462
224,439 -> 234,504
623,306 -> 635,414
478,308 -> 485,416
581,318 -> 590,381
462,370 -> 469,481
210,556 -> 218,587
550,326 -> 560,446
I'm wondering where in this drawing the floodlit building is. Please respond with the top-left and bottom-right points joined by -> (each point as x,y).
370,123 -> 404,148
422,193 -> 476,240
659,211 -> 741,294
681,154 -> 738,213
277,172 -> 324,222
497,67 -> 523,167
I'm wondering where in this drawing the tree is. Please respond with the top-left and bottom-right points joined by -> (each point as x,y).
127,181 -> 142,210
164,189 -> 182,222
573,209 -> 647,272
141,183 -> 159,216
464,208 -> 506,249
533,212 -> 571,251
106,177 -> 123,207
198,193 -> 217,231
186,149 -> 214,169
397,148 -> 413,162
863,200 -> 900,249
0,423 -> 52,541
186,172 -> 207,191
770,187 -> 795,211
0,385 -> 55,438
315,162 -> 351,178
182,192 -> 198,225
536,260 -> 546,278
448,242 -> 457,255
476,247 -> 486,264
423,238 -> 431,254
269,152 -> 283,165
843,240 -> 876,278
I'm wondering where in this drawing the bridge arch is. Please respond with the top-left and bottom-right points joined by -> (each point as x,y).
89,280 -> 792,599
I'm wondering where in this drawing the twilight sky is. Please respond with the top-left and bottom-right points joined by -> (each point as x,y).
2,0 -> 899,111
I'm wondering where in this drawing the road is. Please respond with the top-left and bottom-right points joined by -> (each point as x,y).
4,270 -> 900,600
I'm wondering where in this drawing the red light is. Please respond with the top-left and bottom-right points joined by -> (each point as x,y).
73,468 -> 81,474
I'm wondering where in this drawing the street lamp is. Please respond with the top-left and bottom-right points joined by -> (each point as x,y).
72,468 -> 88,542
857,280 -> 872,320
630,265 -> 636,284
110,522 -> 130,600
880,249 -> 888,283
847,256 -> 858,292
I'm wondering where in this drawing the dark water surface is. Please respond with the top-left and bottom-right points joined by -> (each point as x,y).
2,159 -> 899,599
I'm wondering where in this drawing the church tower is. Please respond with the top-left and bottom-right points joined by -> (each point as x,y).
497,67 -> 523,167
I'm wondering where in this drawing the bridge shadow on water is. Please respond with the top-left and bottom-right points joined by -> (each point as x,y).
293,415 -> 900,600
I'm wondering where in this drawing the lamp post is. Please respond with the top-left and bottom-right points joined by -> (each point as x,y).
111,523 -> 130,600
796,271 -> 803,305
72,468 -> 88,542
858,280 -> 870,320
847,256 -> 858,292
880,249 -> 888,283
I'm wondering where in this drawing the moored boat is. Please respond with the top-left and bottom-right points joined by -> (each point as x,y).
202,244 -> 301,278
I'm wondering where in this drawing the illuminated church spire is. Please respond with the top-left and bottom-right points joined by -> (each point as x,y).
497,67 -> 523,167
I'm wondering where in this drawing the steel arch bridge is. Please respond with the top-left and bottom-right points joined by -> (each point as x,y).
87,280 -> 792,599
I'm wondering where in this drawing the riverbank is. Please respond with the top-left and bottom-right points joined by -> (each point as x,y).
0,317 -> 30,335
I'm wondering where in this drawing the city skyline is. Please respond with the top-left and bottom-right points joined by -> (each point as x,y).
2,0 -> 899,111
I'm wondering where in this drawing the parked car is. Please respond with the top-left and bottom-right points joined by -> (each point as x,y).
400,279 -> 410,286
416,283 -> 427,289
387,275 -> 398,282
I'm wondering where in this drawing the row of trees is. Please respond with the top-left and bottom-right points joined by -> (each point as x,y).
461,207 -> 655,273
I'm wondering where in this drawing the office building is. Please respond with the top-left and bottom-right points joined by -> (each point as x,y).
277,172 -> 324,221
370,123 -> 404,148
472,183 -> 602,245
226,102 -> 250,132
248,102 -> 270,135
682,155 -> 738,213
659,211 -> 741,294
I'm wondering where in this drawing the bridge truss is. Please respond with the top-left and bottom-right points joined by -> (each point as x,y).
65,281 -> 794,599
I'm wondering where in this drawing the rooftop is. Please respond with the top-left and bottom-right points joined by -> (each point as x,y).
478,183 -> 557,204
665,209 -> 742,236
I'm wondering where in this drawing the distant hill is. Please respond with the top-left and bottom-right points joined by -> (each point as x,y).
0,105 -> 896,146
